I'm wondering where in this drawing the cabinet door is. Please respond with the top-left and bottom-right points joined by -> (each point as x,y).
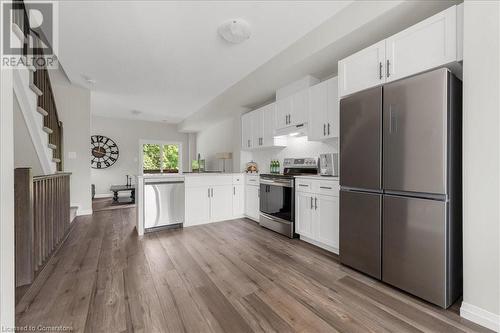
276,96 -> 292,129
251,109 -> 263,148
245,185 -> 260,221
316,194 -> 339,252
338,40 -> 386,97
326,77 -> 340,138
262,103 -> 277,146
232,185 -> 244,217
385,6 -> 457,82
296,192 -> 314,238
308,80 -> 328,141
291,89 -> 309,126
241,112 -> 253,149
184,186 -> 210,226
210,185 -> 233,222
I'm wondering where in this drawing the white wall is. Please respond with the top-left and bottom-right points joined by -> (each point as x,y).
91,116 -> 189,196
460,1 -> 500,331
13,96 -> 43,176
195,115 -> 242,172
0,66 -> 15,330
50,75 -> 93,216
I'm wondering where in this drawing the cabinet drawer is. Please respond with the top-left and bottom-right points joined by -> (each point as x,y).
245,174 -> 259,186
232,174 -> 244,185
185,175 -> 233,187
295,179 -> 313,193
315,181 -> 340,197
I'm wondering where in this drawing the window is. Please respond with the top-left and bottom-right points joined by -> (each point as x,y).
142,142 -> 180,174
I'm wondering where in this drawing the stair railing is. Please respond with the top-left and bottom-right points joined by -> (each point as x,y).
14,168 -> 71,288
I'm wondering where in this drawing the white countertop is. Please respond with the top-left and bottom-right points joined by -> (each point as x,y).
294,175 -> 339,181
137,172 -> 244,179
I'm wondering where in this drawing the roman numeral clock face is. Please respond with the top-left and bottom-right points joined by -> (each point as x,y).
91,135 -> 119,169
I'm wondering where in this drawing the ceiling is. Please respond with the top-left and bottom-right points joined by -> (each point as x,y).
57,1 -> 351,123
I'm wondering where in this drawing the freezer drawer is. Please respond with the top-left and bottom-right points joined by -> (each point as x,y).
340,87 -> 382,191
340,190 -> 381,279
383,69 -> 449,195
382,195 -> 452,307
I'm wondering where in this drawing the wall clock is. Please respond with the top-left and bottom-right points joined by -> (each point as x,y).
91,135 -> 119,169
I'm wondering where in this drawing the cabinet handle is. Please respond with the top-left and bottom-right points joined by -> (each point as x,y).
386,59 -> 390,78
323,124 -> 326,136
211,188 -> 214,197
315,197 -> 318,210
327,123 -> 330,136
320,186 -> 332,189
208,188 -> 210,198
247,139 -> 250,147
298,184 -> 309,187
289,114 -> 291,124
379,62 -> 383,80
310,196 -> 314,209
233,186 -> 235,195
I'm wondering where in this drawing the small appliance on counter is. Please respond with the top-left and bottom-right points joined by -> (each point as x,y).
319,153 -> 339,176
259,158 -> 318,238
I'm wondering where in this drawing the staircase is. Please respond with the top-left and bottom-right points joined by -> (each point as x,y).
11,1 -> 63,174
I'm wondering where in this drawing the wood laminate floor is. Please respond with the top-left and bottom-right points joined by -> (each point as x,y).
16,208 -> 492,333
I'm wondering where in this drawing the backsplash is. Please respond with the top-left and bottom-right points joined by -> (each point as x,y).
244,136 -> 338,173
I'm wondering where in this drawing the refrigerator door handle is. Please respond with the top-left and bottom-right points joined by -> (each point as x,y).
389,105 -> 398,134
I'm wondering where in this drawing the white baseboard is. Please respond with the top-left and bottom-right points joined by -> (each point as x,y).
94,193 -> 113,199
461,302 -> 500,332
76,209 -> 93,216
299,235 -> 339,255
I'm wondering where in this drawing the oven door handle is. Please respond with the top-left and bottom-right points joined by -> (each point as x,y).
259,179 -> 292,187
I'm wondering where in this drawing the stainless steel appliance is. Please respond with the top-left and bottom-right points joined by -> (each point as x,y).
339,68 -> 462,308
259,158 -> 317,238
319,153 -> 338,176
144,177 -> 185,231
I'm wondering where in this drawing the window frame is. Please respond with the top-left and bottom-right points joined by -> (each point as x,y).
139,139 -> 183,175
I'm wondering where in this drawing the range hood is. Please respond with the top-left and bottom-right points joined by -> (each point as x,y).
274,123 -> 308,138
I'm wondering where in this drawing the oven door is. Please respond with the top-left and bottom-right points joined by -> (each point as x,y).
259,180 -> 294,222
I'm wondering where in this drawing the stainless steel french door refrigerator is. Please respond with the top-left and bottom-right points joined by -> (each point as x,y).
339,68 -> 462,308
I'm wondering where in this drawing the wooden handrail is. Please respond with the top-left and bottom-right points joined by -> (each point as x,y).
15,168 -> 71,288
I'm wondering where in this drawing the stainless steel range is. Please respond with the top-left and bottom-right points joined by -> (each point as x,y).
259,158 -> 318,238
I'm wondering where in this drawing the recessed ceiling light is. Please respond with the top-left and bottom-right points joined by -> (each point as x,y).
218,19 -> 251,44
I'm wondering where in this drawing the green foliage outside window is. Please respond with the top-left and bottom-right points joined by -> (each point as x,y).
143,143 -> 179,173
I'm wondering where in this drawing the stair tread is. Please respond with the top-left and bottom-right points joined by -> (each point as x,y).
48,143 -> 57,150
42,126 -> 53,134
29,83 -> 43,96
36,106 -> 48,116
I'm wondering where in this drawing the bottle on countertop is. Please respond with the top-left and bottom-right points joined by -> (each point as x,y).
276,160 -> 280,174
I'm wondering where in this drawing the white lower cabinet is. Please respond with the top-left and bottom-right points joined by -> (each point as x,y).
295,178 -> 339,254
232,184 -> 244,217
245,176 -> 260,222
296,192 -> 314,238
184,174 -> 245,226
185,186 -> 211,226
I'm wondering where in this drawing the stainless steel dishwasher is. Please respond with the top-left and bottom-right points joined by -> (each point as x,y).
144,177 -> 185,231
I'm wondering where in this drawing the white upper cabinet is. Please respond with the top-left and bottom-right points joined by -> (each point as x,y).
241,112 -> 253,150
385,5 -> 457,82
276,89 -> 310,130
309,77 -> 339,141
338,40 -> 386,98
290,89 -> 309,126
338,5 -> 462,98
242,103 -> 286,150
251,109 -> 264,148
276,96 -> 293,129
